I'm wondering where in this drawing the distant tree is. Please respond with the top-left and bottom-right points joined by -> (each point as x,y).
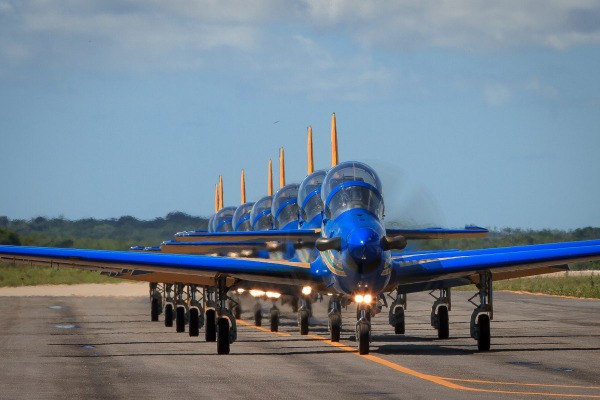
0,227 -> 21,245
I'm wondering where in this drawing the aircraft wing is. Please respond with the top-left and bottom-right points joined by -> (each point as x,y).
174,229 -> 319,242
386,226 -> 489,239
390,239 -> 600,293
0,245 -> 315,288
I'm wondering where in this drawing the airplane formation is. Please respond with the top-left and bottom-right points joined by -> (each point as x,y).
1,113 -> 600,356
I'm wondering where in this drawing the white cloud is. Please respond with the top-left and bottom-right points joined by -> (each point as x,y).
484,83 -> 512,106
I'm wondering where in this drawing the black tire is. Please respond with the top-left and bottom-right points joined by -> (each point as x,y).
394,307 -> 405,334
151,298 -> 160,322
477,314 -> 491,352
217,318 -> 230,355
164,303 -> 174,327
254,309 -> 262,327
299,310 -> 309,335
176,306 -> 185,333
270,310 -> 279,332
358,322 -> 370,355
330,314 -> 341,342
189,308 -> 199,337
205,309 -> 216,342
437,306 -> 449,339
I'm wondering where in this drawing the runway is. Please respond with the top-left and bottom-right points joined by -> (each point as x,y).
1,289 -> 599,399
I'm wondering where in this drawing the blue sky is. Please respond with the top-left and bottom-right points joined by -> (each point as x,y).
1,1 -> 599,230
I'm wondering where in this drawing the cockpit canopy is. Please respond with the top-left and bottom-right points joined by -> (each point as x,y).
232,202 -> 255,232
250,195 -> 273,230
207,214 -> 216,233
298,170 -> 326,224
321,161 -> 384,220
211,206 -> 236,232
271,184 -> 299,229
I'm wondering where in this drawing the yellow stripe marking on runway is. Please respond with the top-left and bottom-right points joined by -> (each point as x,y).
307,333 -> 600,398
237,319 -> 291,336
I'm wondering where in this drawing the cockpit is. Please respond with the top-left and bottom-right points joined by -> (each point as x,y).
232,202 -> 255,232
211,206 -> 237,232
321,161 -> 384,220
271,184 -> 300,230
298,170 -> 326,226
250,196 -> 274,230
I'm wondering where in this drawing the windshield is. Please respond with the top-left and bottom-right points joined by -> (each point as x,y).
232,202 -> 255,231
321,161 -> 384,220
250,195 -> 273,230
298,170 -> 326,223
271,184 -> 299,229
212,206 -> 236,232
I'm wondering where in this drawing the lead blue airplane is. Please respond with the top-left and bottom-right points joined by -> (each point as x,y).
2,114 -> 600,356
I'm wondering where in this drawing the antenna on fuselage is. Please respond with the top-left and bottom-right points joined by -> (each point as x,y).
268,159 -> 273,196
307,126 -> 314,175
219,175 -> 224,210
279,147 -> 285,189
331,112 -> 338,167
240,169 -> 246,204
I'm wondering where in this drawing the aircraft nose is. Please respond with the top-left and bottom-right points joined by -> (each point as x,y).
345,228 -> 382,273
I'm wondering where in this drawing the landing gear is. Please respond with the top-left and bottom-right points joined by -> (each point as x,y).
174,283 -> 187,333
469,272 -> 493,352
430,288 -> 451,339
188,285 -> 203,337
328,295 -> 343,342
164,303 -> 174,327
149,283 -> 163,322
213,277 -> 237,355
297,295 -> 310,335
217,317 -> 230,355
270,305 -> 280,332
205,286 -> 217,342
164,284 -> 174,328
356,304 -> 371,355
253,303 -> 262,326
388,291 -> 407,334
176,306 -> 186,333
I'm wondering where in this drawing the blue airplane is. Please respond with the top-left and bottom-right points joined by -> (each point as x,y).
2,114 -> 600,356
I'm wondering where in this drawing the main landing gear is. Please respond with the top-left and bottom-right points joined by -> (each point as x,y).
297,295 -> 312,335
388,291 -> 407,334
327,295 -> 343,342
215,277 -> 237,355
469,272 -> 493,351
163,284 -> 175,328
149,283 -> 163,322
430,288 -> 451,339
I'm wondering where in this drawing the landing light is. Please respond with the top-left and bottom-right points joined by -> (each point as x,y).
249,289 -> 265,297
266,291 -> 281,299
354,293 -> 373,304
302,286 -> 312,296
237,288 -> 245,294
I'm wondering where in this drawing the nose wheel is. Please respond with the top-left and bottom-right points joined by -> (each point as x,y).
356,304 -> 371,355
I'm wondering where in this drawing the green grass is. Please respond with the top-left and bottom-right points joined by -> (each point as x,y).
0,262 -> 114,287
493,274 -> 599,298
456,274 -> 600,299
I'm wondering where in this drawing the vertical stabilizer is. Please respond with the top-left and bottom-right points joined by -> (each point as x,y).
331,113 -> 338,167
214,183 -> 219,213
240,169 -> 246,204
219,175 -> 224,210
307,126 -> 314,175
279,147 -> 286,189
268,159 -> 273,196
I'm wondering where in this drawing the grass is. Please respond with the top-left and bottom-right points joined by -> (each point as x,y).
0,262 -> 114,287
456,273 -> 600,299
493,274 -> 599,299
